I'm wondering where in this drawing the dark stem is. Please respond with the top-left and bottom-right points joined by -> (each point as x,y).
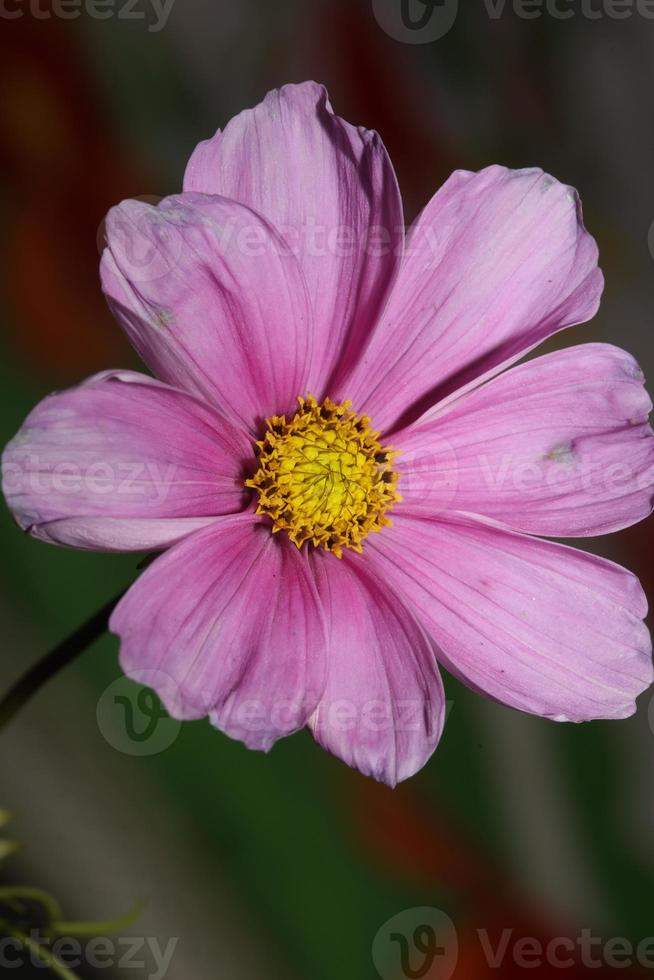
0,593 -> 126,732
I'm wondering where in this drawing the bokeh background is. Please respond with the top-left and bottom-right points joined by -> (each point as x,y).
1,1 -> 654,977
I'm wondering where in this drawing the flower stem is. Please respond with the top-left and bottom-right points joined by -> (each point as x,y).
52,899 -> 145,937
0,594 -> 125,733
0,886 -> 63,922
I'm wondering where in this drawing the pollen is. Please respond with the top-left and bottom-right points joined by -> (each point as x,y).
246,395 -> 401,558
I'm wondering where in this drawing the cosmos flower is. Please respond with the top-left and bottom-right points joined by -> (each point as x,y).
3,82 -> 653,786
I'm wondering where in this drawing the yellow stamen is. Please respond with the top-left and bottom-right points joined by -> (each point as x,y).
246,395 -> 401,558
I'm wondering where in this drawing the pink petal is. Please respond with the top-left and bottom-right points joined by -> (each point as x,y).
110,515 -> 327,750
366,514 -> 652,722
2,370 -> 249,552
394,344 -> 654,536
101,193 -> 313,431
308,552 -> 445,786
184,81 -> 404,394
336,166 -> 603,432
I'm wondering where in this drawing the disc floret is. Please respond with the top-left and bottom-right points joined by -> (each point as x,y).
246,395 -> 401,557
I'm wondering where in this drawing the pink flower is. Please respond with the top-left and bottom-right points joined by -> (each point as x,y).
3,82 -> 654,786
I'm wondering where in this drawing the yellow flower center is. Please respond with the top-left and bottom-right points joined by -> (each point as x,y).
246,395 -> 401,558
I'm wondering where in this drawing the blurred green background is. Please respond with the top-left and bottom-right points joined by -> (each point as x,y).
1,1 -> 654,977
